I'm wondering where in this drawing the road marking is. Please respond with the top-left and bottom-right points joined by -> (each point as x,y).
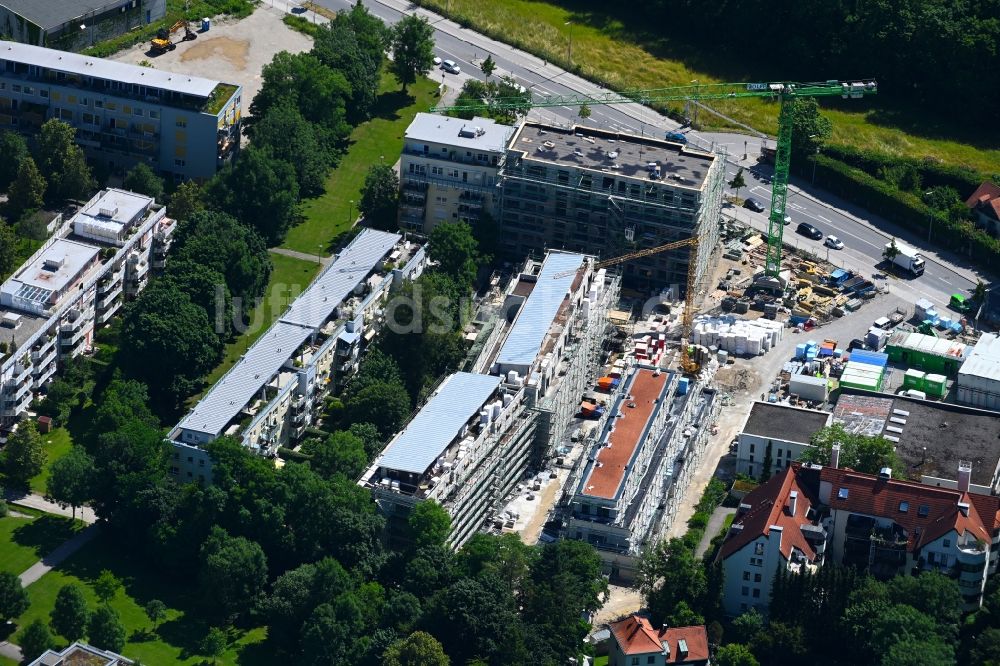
816,214 -> 832,223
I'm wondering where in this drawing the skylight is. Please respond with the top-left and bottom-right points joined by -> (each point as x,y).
837,487 -> 849,499
899,501 -> 909,513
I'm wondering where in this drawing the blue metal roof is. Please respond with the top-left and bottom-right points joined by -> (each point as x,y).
496,252 -> 586,368
378,372 -> 502,475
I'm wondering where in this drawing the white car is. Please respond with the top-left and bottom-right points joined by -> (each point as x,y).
433,56 -> 442,66
441,59 -> 461,74
824,235 -> 844,250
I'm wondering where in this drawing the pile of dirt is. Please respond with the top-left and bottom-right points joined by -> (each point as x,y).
715,365 -> 756,392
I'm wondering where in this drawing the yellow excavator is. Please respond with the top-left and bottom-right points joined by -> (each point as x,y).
151,20 -> 196,54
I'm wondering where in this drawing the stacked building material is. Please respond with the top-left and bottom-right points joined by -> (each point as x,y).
691,315 -> 784,358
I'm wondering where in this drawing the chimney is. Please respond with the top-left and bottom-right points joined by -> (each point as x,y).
958,460 -> 972,493
958,501 -> 970,517
830,442 -> 841,469
788,490 -> 799,517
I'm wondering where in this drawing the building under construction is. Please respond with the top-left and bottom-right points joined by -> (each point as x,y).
498,122 -> 726,293
360,250 -> 619,547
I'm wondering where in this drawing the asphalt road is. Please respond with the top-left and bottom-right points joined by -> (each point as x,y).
316,0 -> 991,317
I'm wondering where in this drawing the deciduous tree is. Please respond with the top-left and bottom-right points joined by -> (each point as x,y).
88,604 -> 126,653
303,430 -> 369,479
391,16 -> 435,92
249,51 -> 351,139
7,156 -> 46,219
0,221 -> 17,278
94,570 -> 122,604
18,619 -> 54,663
384,631 -> 450,666
247,103 -> 332,197
168,180 -> 205,222
3,419 -> 46,486
799,424 -> 902,475
408,500 -> 451,550
715,643 -> 759,666
123,162 -> 165,201
0,130 -> 29,190
428,221 -> 479,290
0,571 -> 29,623
358,163 -> 399,231
212,146 -> 300,245
46,445 -> 95,520
201,627 -> 227,664
345,381 -> 411,439
789,98 -> 832,159
480,55 -> 496,79
199,526 -> 268,623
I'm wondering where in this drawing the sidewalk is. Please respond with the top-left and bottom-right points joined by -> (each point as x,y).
4,489 -> 97,525
19,525 -> 99,586
695,506 -> 737,560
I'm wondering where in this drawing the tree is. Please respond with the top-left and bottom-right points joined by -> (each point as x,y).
159,259 -> 232,336
345,381 -> 412,439
213,146 -> 300,245
729,167 -> 746,201
408,500 -> 451,550
303,430 -> 369,479
18,619 -> 54,663
638,538 -> 706,625
0,222 -> 17,282
201,627 -> 227,664
883,237 -> 900,264
312,11 -> 387,122
168,180 -> 205,222
799,424 -> 902,475
94,570 -> 122,604
123,163 -> 164,201
52,145 -> 95,202
349,422 -> 383,459
715,643 -> 760,666
0,130 -> 29,190
144,599 -> 167,632
789,97 -> 832,158
46,446 -> 95,520
666,600 -> 704,627
974,279 -> 987,306
0,571 -> 29,623
51,584 -> 90,641
428,221 -> 479,290
3,420 -> 46,486
358,163 -> 399,231
391,15 -> 435,92
384,631 -> 450,666
249,51 -> 352,138
88,605 -> 126,653
970,627 -> 1000,665
480,55 -> 496,78
247,103 -> 331,197
199,527 -> 268,623
577,103 -> 591,123
881,638 -> 955,666
36,119 -> 94,203
7,156 -> 46,219
886,573 -> 962,636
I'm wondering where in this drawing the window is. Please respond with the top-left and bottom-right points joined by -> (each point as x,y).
743,571 -> 750,581
899,501 -> 909,513
133,107 -> 143,116
149,110 -> 158,119
749,444 -> 755,454
94,99 -> 102,107
631,658 -> 639,666
838,487 -> 849,499
176,117 -> 187,128
647,657 -> 656,664
12,84 -> 21,92
40,89 -> 48,98
752,588 -> 761,598
918,505 -> 930,517
106,102 -> 116,111
79,97 -> 88,106
944,539 -> 951,548
23,86 -> 33,95
123,105 -> 131,114
742,586 -> 749,596
754,573 -> 762,583
777,447 -> 783,458
187,456 -> 193,463
754,543 -> 765,555
174,159 -> 186,167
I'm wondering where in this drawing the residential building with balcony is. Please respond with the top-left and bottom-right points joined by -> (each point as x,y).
0,40 -> 241,181
169,230 -> 426,483
0,0 -> 165,52
0,188 -> 170,429
735,401 -> 831,478
719,458 -> 1000,616
398,112 -> 512,232
29,640 -> 134,666
608,615 -> 710,666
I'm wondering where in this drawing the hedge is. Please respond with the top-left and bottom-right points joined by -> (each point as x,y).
811,154 -> 1000,266
821,144 -> 991,196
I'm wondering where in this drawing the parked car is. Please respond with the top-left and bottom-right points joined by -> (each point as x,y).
743,198 -> 766,213
433,56 -> 442,66
797,222 -> 823,240
441,59 -> 461,74
783,215 -> 791,225
664,131 -> 688,144
847,338 -> 866,351
824,235 -> 844,250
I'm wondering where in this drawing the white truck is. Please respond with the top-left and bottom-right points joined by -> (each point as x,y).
885,241 -> 925,276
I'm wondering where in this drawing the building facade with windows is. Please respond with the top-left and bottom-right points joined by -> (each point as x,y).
0,188 -> 172,430
169,230 -> 427,484
735,401 -> 831,478
0,0 -> 166,52
29,641 -> 134,666
0,40 -> 240,181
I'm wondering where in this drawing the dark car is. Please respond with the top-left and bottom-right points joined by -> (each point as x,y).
796,222 -> 823,240
847,338 -> 866,351
664,131 -> 688,144
743,198 -> 766,213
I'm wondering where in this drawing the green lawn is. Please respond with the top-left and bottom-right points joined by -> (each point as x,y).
594,655 -> 608,666
29,427 -> 75,495
413,0 -> 1000,174
0,514 -> 84,576
12,535 -> 271,665
282,72 -> 439,255
199,253 -> 322,391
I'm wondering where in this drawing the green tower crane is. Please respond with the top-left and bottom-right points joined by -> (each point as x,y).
432,79 -> 877,283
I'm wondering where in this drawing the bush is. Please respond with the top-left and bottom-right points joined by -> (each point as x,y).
283,14 -> 322,37
821,144 -> 989,196
687,512 -> 710,530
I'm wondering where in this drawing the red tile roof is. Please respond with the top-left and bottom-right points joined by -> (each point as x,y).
719,466 -> 818,561
609,615 -> 710,662
965,181 -> 1000,221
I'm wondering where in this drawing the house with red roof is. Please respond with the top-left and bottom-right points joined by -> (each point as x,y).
966,181 -> 1000,237
719,448 -> 1000,616
608,615 -> 710,666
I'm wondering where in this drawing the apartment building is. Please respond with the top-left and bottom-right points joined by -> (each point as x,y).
362,250 -> 619,548
29,641 -> 133,666
169,230 -> 426,483
499,122 -> 725,292
0,0 -> 166,51
735,401 -> 831,478
0,188 -> 171,429
564,364 -> 720,580
719,459 -> 1000,616
398,112 -> 512,232
0,40 -> 241,181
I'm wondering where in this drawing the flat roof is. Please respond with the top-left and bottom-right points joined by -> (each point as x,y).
378,372 -> 502,475
510,122 -> 714,189
75,188 -> 153,236
496,251 -> 586,368
0,40 -> 222,98
580,368 -> 669,499
742,401 -> 830,444
835,391 -> 1000,486
888,330 -> 969,360
177,320 -> 312,438
2,238 -> 99,307
280,230 -> 400,330
406,112 -> 512,153
959,333 -> 1000,383
0,0 -> 128,30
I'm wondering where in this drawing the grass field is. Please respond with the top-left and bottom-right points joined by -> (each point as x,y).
12,535 -> 270,665
414,0 -> 1000,174
0,514 -> 84,576
282,72 -> 439,255
28,427 -> 75,495
200,253 -> 322,391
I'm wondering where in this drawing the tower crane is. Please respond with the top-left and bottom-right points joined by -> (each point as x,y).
433,79 -> 877,283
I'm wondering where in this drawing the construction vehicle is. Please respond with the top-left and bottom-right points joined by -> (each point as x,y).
151,20 -> 196,54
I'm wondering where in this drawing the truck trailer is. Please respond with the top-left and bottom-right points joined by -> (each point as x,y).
885,241 -> 925,276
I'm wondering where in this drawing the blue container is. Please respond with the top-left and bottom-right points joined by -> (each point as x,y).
795,343 -> 807,360
677,377 -> 689,396
849,350 -> 889,368
202,17 -> 211,31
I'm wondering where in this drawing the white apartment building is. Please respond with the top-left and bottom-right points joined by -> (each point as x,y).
398,113 -> 513,232
0,188 -> 172,429
735,401 -> 831,478
168,230 -> 427,483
